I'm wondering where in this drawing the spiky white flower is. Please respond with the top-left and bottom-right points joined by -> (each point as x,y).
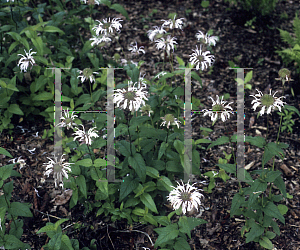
147,26 -> 167,41
92,17 -> 123,35
56,108 -> 78,130
90,34 -> 111,46
155,71 -> 168,79
196,30 -> 219,46
189,45 -> 215,71
167,179 -> 204,215
203,95 -> 234,123
129,41 -> 145,54
17,49 -> 37,72
250,89 -> 286,116
72,124 -> 99,145
155,35 -> 177,55
160,114 -> 181,129
77,68 -> 99,84
113,81 -> 148,111
161,15 -> 185,30
43,154 -> 73,188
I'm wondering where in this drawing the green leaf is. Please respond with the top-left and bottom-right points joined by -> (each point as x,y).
244,70 -> 253,83
48,232 -> 62,250
174,237 -> 190,250
8,104 -> 24,115
154,224 -> 179,247
265,231 -> 276,240
174,140 -> 184,155
128,154 -> 146,182
178,216 -> 207,239
265,170 -> 282,182
157,176 -> 173,191
31,36 -> 44,55
263,202 -> 285,224
207,136 -> 230,149
273,175 -> 287,198
230,193 -> 245,217
146,166 -> 160,178
44,26 -> 65,34
284,105 -> 300,117
143,214 -> 158,227
95,180 -> 108,200
8,202 -> 33,217
277,204 -> 288,215
271,220 -> 280,235
117,140 -> 135,157
245,222 -> 264,243
158,142 -> 168,160
0,147 -> 13,158
37,223 -> 55,234
7,32 -> 21,41
32,91 -> 53,101
140,192 -> 158,213
9,219 -> 23,239
259,236 -> 273,249
176,56 -> 185,66
75,158 -> 92,167
245,136 -> 266,148
119,176 -> 139,202
262,142 -> 287,166
3,234 -> 26,249
76,175 -> 87,199
191,71 -> 202,87
195,138 -> 211,144
54,218 -> 69,231
94,158 -> 107,167
110,4 -> 129,20
201,0 -> 210,8
61,234 -> 74,250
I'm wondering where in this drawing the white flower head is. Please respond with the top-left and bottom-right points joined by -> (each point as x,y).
72,124 -> 99,145
129,41 -> 145,54
196,30 -> 219,46
92,17 -> 123,36
147,26 -> 167,41
167,179 -> 204,215
155,35 -> 177,55
56,108 -> 78,130
203,95 -> 234,123
80,0 -> 102,4
113,81 -> 148,111
77,68 -> 99,84
17,49 -> 37,72
90,34 -> 111,46
43,154 -> 73,188
189,45 -> 215,71
161,15 -> 185,30
160,114 -> 181,129
8,156 -> 26,169
250,89 -> 286,116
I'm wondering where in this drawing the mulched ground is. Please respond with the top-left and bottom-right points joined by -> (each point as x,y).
1,0 -> 300,249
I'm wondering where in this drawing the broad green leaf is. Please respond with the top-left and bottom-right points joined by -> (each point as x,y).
263,202 -> 285,224
146,166 -> 160,178
176,56 -> 185,66
32,91 -> 53,101
195,138 -> 211,144
244,70 -> 253,83
259,236 -> 273,249
265,231 -> 276,239
277,204 -> 288,215
10,219 -> 23,239
9,202 -> 33,217
8,41 -> 19,54
31,36 -> 44,55
174,140 -> 184,155
191,71 -> 202,87
273,175 -> 287,198
75,158 -> 92,167
0,147 -> 13,158
154,224 -> 179,247
207,136 -> 230,149
140,192 -> 158,213
54,218 -> 69,231
271,220 -> 280,235
95,180 -> 108,200
76,175 -> 87,199
48,232 -> 62,250
7,32 -> 21,41
8,104 -> 24,115
174,237 -> 190,250
117,140 -> 135,157
178,216 -> 207,238
245,136 -> 266,148
44,26 -> 65,34
265,170 -> 282,182
284,105 -> 300,117
3,234 -> 25,249
61,235 -> 73,250
158,142 -> 168,160
143,214 -> 158,226
245,222 -> 264,243
157,176 -> 173,191
94,158 -> 107,167
119,176 -> 139,202
230,193 -> 245,217
128,154 -> 146,182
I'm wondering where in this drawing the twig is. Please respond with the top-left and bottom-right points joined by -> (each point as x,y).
107,225 -> 115,250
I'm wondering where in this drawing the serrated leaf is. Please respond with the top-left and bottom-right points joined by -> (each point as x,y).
9,202 -> 33,217
178,216 -> 207,238
76,175 -> 87,199
140,192 -> 158,214
158,142 -> 168,160
174,237 -> 190,250
207,136 -> 230,149
230,193 -> 245,217
263,202 -> 285,224
154,224 -> 179,247
75,158 -> 92,167
119,176 -> 139,202
8,104 -> 24,115
128,154 -> 146,182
